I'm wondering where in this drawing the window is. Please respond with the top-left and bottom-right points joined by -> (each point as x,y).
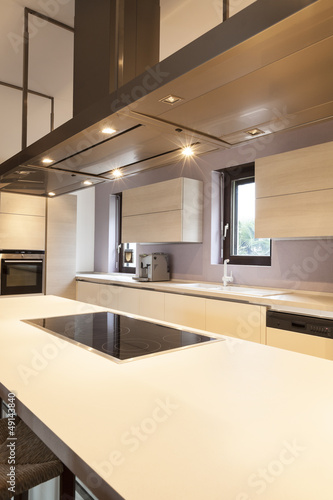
114,194 -> 137,274
220,163 -> 271,266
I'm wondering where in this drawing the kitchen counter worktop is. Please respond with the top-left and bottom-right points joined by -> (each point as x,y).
1,295 -> 333,499
76,273 -> 333,316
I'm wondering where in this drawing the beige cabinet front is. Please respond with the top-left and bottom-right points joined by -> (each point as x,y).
139,289 -> 165,322
122,177 -> 203,243
76,281 -> 100,305
0,192 -> 46,250
76,282 -> 165,320
0,213 -> 45,250
267,327 -> 333,361
46,195 -> 77,299
255,140 -> 333,238
205,299 -> 265,343
0,192 -> 46,216
164,293 -> 206,331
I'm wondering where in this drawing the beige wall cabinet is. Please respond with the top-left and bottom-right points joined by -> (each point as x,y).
0,193 -> 46,250
122,177 -> 203,243
255,141 -> 333,238
0,192 -> 45,216
266,327 -> 333,361
46,195 -> 77,299
205,299 -> 265,343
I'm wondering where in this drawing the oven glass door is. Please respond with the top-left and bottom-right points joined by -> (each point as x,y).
1,259 -> 43,295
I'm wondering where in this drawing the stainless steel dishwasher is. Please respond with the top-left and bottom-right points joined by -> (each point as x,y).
266,310 -> 333,360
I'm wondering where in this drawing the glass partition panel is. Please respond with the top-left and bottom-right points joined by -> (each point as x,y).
159,0 -> 224,61
27,93 -> 52,147
228,0 -> 257,18
159,0 -> 258,62
0,86 -> 21,163
29,20 -> 74,131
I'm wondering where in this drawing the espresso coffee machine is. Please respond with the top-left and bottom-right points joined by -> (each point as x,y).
133,253 -> 170,282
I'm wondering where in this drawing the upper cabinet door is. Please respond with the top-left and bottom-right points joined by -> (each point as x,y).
0,192 -> 46,216
0,193 -> 46,250
255,141 -> 333,238
122,177 -> 203,243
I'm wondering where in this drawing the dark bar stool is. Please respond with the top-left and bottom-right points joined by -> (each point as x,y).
0,416 -> 75,500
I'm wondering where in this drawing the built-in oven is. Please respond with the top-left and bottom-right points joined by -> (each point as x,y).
0,250 -> 45,296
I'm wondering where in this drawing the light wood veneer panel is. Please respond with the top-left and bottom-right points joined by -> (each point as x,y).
122,177 -> 203,243
0,192 -> 46,216
0,213 -> 45,250
46,195 -> 77,299
255,140 -> 333,198
122,210 -> 183,243
122,178 -> 182,216
255,189 -> 333,238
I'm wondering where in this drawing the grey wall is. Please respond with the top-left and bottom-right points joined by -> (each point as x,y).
94,119 -> 333,293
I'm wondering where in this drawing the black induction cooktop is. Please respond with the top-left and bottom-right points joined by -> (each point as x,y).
24,312 -> 219,362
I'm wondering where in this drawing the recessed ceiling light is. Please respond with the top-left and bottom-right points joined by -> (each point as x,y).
42,158 -> 53,164
101,127 -> 116,134
83,180 -> 93,186
246,128 -> 264,136
111,168 -> 122,178
48,192 -> 56,197
182,146 -> 194,157
159,95 -> 183,105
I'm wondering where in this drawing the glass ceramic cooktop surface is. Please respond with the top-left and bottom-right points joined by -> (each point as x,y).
25,312 -> 219,362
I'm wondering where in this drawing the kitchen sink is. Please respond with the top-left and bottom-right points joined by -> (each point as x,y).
177,283 -> 221,290
172,283 -> 287,297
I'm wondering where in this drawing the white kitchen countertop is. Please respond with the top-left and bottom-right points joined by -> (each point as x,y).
76,273 -> 333,317
1,295 -> 333,499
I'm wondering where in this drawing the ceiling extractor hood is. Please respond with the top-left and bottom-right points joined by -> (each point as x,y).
0,0 -> 331,197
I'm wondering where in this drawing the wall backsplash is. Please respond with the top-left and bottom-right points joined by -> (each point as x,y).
94,119 -> 333,293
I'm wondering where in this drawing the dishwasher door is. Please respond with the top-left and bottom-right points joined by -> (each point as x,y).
266,310 -> 333,360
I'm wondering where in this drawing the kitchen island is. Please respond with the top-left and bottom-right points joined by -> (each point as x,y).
1,295 -> 333,499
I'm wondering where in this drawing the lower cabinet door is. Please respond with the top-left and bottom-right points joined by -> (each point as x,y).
98,284 -> 119,310
267,327 -> 333,360
76,282 -> 119,310
205,299 -> 264,343
116,286 -> 141,315
76,281 -> 100,305
164,293 -> 206,330
139,290 -> 165,322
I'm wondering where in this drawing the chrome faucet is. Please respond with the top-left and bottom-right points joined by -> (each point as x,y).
222,259 -> 233,287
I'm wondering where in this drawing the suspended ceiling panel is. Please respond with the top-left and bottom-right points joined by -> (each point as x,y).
1,0 -> 330,196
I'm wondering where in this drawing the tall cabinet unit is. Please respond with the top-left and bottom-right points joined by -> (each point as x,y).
122,177 -> 203,243
46,195 -> 77,299
0,193 -> 46,250
255,141 -> 333,238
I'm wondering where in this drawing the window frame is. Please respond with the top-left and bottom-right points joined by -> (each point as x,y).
220,163 -> 271,266
115,193 -> 137,274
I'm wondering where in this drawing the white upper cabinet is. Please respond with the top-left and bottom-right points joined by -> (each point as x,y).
122,177 -> 203,243
255,141 -> 333,238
